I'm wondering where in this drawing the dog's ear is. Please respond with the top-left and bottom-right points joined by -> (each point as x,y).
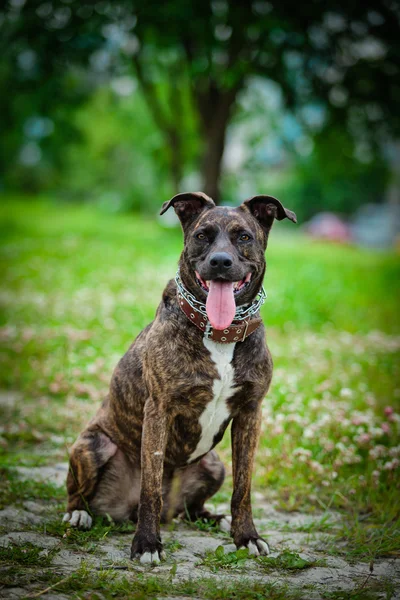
160,192 -> 215,228
242,195 -> 297,235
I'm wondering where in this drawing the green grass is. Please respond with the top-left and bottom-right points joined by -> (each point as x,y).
1,197 -> 399,338
199,546 -> 323,575
0,196 -> 399,574
2,560 -> 391,600
257,550 -> 322,571
163,538 -> 184,552
0,469 -> 65,509
185,517 -> 224,533
0,541 -> 59,566
1,561 -> 305,600
198,546 -> 251,571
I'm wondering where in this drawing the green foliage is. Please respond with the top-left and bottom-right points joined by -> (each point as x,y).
0,469 -> 64,509
224,96 -> 389,221
199,545 -> 250,571
185,518 -> 221,533
163,538 -> 183,552
275,126 -> 389,222
200,547 -> 322,574
265,234 -> 400,333
321,584 -> 396,600
0,542 -> 58,566
332,514 -> 400,561
292,515 -> 336,533
61,88 -> 172,212
1,1 -> 399,204
258,551 -> 320,571
60,83 -> 199,213
13,564 -> 304,599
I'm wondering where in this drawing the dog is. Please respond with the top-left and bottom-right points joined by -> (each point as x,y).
63,192 -> 296,563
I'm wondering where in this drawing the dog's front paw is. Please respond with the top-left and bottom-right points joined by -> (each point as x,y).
131,532 -> 166,564
62,510 -> 92,529
238,536 -> 270,556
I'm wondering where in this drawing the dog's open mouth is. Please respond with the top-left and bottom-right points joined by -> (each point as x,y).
195,272 -> 252,296
195,271 -> 252,331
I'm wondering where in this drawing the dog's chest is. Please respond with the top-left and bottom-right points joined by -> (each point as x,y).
188,338 -> 238,462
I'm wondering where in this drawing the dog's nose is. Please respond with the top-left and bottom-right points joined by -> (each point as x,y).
209,252 -> 233,271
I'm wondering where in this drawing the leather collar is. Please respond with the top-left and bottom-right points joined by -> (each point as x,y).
175,273 -> 265,344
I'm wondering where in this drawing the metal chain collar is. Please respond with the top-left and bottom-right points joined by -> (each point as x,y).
175,270 -> 267,321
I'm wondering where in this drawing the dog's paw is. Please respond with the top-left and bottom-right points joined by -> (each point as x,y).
62,510 -> 92,529
138,550 -> 166,564
238,537 -> 270,556
131,532 -> 165,564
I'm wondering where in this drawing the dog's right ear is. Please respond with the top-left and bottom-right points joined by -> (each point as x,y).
160,192 -> 215,228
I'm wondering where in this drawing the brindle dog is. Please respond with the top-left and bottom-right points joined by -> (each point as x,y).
63,192 -> 297,563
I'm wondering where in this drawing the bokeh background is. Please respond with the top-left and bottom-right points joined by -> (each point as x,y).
1,0 -> 400,587
1,0 -> 400,229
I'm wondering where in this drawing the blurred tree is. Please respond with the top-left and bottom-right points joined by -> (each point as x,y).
0,0 -> 399,201
218,79 -> 390,220
278,126 -> 389,223
61,86 -> 183,211
119,0 -> 400,201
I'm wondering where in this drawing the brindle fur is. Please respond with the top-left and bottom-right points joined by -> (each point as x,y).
65,192 -> 296,560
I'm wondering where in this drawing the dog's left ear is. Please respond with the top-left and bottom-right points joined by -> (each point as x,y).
242,195 -> 297,235
160,192 -> 215,228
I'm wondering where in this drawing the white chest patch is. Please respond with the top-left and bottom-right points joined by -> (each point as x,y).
189,338 -> 238,462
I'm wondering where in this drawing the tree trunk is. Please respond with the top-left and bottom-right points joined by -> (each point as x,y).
201,119 -> 228,202
134,49 -> 242,201
196,85 -> 240,203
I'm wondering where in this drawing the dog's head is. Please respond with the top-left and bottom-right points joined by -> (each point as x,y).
160,192 -> 296,330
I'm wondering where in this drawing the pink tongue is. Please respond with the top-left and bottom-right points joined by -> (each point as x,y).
206,280 -> 236,330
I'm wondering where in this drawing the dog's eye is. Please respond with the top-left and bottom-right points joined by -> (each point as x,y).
239,234 -> 250,241
196,233 -> 206,240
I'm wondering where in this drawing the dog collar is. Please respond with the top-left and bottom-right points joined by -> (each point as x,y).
175,271 -> 266,344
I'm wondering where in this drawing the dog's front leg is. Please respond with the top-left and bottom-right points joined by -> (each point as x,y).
131,397 -> 168,564
230,400 -> 270,556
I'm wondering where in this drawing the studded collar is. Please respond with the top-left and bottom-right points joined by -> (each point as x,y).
175,271 -> 266,344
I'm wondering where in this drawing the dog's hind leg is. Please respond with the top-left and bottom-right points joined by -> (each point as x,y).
165,450 -> 228,529
63,429 -> 118,529
90,449 -> 141,523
